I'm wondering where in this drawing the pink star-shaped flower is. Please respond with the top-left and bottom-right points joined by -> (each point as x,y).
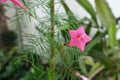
68,26 -> 91,52
0,0 -> 28,12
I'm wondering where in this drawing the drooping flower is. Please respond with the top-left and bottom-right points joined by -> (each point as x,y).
10,0 -> 28,12
0,0 -> 7,2
0,0 -> 28,12
68,26 -> 91,52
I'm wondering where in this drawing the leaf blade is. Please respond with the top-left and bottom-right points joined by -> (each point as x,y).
76,0 -> 97,24
95,0 -> 116,49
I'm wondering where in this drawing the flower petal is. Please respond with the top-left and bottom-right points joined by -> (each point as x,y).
0,0 -> 7,2
10,0 -> 28,12
68,39 -> 80,47
69,30 -> 79,39
68,26 -> 92,52
77,26 -> 85,34
83,34 -> 92,43
77,40 -> 85,52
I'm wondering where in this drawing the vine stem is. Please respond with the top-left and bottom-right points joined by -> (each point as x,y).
50,0 -> 55,78
59,44 -> 89,80
70,67 -> 90,80
88,65 -> 105,80
0,4 -> 8,47
15,6 -> 23,51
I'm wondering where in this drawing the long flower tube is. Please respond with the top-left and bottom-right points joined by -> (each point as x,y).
0,0 -> 28,12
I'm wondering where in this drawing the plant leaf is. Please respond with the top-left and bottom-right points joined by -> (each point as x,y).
76,0 -> 98,24
79,56 -> 87,74
84,56 -> 94,66
85,31 -> 106,52
90,50 -> 116,70
61,0 -> 78,28
95,0 -> 116,49
88,62 -> 101,76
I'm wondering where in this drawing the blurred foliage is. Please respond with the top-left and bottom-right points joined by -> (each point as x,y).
1,31 -> 17,46
0,0 -> 120,80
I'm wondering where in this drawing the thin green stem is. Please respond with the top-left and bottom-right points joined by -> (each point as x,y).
88,65 -> 105,80
15,6 -> 23,50
50,0 -> 55,78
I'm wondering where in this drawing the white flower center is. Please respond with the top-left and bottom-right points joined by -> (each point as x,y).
77,34 -> 85,40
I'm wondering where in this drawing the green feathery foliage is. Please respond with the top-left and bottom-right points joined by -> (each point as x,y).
0,0 -> 120,80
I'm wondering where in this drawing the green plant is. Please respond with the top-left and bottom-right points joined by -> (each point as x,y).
0,0 -> 120,80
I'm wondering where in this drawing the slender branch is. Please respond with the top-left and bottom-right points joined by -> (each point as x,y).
59,44 -> 89,80
15,6 -> 23,50
0,4 -> 8,47
88,65 -> 105,80
70,67 -> 90,80
50,0 -> 55,32
50,0 -> 55,78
